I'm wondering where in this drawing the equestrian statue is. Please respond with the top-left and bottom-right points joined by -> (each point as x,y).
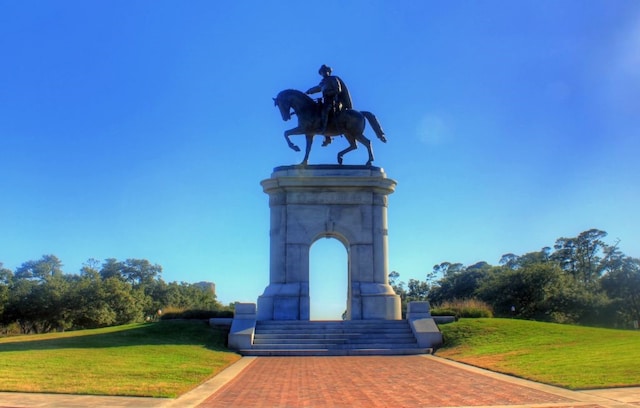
273,65 -> 387,166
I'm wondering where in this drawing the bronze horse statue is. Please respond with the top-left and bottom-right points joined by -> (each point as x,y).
273,89 -> 387,166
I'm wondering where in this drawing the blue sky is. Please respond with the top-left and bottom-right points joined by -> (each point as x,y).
1,1 -> 639,319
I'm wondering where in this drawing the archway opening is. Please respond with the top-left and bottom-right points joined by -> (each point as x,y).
309,237 -> 348,320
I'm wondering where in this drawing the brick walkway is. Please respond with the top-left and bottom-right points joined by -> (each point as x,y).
198,355 -> 579,408
1,355 -> 638,407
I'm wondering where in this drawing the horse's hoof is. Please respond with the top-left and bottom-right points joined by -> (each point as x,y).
337,157 -> 343,165
292,146 -> 300,152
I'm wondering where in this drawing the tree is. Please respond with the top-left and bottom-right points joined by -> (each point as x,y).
601,256 -> 640,327
433,262 -> 465,278
1,255 -> 227,332
99,258 -> 122,280
14,254 -> 63,281
499,253 -> 519,269
478,263 -> 562,320
102,277 -> 146,325
388,271 -> 401,287
0,263 -> 12,318
99,258 -> 162,289
477,262 -> 607,324
552,229 -> 608,286
428,262 -> 495,304
67,270 -> 117,329
7,256 -> 72,333
387,271 -> 416,317
500,248 -> 551,270
146,279 -> 220,312
3,277 -> 39,333
406,279 -> 430,302
120,259 -> 162,289
97,258 -> 161,316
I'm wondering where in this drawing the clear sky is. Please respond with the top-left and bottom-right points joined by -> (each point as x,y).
1,1 -> 639,319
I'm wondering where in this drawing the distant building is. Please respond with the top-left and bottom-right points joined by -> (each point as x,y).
194,281 -> 216,296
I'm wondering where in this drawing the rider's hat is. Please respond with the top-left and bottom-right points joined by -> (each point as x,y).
319,64 -> 332,75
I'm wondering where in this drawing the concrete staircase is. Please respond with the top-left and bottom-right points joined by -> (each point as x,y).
239,320 -> 432,356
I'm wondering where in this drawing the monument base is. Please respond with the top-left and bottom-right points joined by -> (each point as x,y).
257,282 -> 401,320
259,165 -> 401,321
349,282 -> 402,320
257,283 -> 309,320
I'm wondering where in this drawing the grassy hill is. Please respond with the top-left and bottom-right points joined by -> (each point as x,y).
0,320 -> 240,397
437,318 -> 640,389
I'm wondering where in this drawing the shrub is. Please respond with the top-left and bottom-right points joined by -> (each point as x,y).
159,308 -> 234,320
430,308 -> 458,317
0,322 -> 22,337
432,298 -> 493,318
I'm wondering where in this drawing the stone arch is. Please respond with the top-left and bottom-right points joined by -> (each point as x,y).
311,227 -> 351,248
257,165 -> 401,321
309,236 -> 349,320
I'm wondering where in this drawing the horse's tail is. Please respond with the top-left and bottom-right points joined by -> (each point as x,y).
361,111 -> 387,143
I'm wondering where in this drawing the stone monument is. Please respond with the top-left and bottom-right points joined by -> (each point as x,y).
226,66 -> 442,353
257,164 -> 401,320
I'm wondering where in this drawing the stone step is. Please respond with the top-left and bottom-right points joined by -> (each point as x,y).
255,323 -> 412,332
253,341 -> 418,347
251,342 -> 422,349
256,330 -> 413,339
253,335 -> 416,344
253,337 -> 416,346
255,333 -> 412,338
254,321 -> 414,331
254,338 -> 414,343
254,332 -> 414,339
240,319 -> 429,356
256,320 -> 407,324
240,348 -> 433,357
254,338 -> 349,345
255,320 -> 408,327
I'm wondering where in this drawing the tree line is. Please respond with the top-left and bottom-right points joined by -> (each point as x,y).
390,229 -> 640,328
0,255 -> 228,335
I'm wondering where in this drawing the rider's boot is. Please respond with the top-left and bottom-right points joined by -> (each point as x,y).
320,114 -> 328,134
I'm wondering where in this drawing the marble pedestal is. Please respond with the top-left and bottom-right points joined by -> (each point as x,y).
257,165 -> 401,320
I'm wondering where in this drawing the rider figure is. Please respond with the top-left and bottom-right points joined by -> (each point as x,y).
306,64 -> 352,146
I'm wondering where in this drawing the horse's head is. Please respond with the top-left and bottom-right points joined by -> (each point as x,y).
273,92 -> 293,121
274,89 -> 316,123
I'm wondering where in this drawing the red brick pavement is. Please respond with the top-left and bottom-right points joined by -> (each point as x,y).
198,356 -> 579,408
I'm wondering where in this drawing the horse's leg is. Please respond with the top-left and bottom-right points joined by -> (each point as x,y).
356,134 -> 375,166
284,128 -> 302,152
337,135 -> 358,165
301,134 -> 313,165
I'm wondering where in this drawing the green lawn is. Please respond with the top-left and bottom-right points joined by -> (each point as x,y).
437,318 -> 640,389
0,321 -> 241,397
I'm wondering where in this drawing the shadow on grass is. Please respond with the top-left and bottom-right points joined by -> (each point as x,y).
0,320 -> 230,353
